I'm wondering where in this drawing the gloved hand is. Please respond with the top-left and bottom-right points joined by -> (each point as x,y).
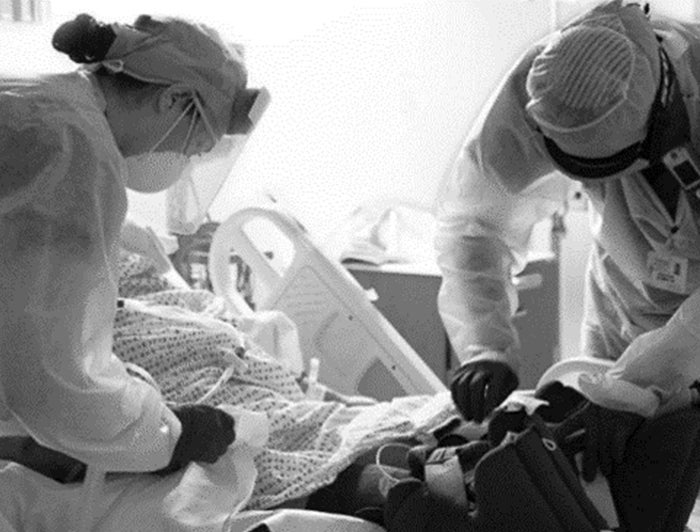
154,404 -> 236,476
534,380 -> 587,423
552,400 -> 644,482
450,359 -> 518,423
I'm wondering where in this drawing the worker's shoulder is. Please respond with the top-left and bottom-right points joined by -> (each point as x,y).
0,74 -> 117,211
1,72 -> 106,133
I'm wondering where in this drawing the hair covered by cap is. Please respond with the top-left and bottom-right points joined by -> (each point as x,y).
53,13 -> 248,138
525,0 -> 659,158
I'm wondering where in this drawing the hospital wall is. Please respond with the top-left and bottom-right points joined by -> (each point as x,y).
1,0 -> 698,362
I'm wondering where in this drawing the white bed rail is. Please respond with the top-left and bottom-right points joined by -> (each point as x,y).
209,206 -> 447,400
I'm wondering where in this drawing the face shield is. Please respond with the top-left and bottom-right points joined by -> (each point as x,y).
166,86 -> 271,235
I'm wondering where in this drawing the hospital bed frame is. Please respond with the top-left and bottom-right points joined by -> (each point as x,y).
208,205 -> 448,401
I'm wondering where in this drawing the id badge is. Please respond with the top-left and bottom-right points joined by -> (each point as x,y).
646,250 -> 689,294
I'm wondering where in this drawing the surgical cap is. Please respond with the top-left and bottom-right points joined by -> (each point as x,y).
525,0 -> 660,158
53,14 -> 247,138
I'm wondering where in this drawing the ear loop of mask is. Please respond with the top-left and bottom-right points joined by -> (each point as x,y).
150,99 -> 196,153
178,102 -> 204,224
191,95 -> 219,151
181,99 -> 199,156
177,96 -> 216,228
181,95 -> 224,224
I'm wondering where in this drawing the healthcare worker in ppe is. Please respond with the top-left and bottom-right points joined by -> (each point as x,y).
439,0 -> 700,432
0,13 -> 266,479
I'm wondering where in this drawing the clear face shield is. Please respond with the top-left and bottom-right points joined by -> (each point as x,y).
166,87 -> 271,235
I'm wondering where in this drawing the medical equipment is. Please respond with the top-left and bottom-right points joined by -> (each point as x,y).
208,206 -> 447,400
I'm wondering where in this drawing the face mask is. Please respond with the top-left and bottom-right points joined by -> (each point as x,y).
125,152 -> 190,193
124,100 -> 197,193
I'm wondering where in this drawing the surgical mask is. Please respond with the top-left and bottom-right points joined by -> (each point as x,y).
126,152 -> 190,193
124,100 -> 197,194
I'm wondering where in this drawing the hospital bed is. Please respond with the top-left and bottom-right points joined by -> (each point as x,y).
0,206 -> 449,532
4,206 -> 699,531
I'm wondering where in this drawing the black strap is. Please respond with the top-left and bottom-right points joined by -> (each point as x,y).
543,135 -> 643,179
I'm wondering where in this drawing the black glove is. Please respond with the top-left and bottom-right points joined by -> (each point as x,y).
552,400 -> 644,482
154,404 -> 236,476
534,380 -> 587,423
450,359 -> 518,423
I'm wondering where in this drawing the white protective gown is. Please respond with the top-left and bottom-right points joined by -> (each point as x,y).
436,15 -> 700,394
0,71 -> 181,471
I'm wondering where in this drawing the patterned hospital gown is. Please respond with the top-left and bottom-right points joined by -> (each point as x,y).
115,251 -> 455,509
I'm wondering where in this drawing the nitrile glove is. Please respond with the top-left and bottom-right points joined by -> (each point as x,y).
450,359 -> 518,423
154,404 -> 236,476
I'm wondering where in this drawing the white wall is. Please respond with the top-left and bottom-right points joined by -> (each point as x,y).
207,1 -> 554,239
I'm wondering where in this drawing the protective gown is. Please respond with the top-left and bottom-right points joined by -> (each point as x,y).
436,16 -> 700,388
0,71 -> 181,471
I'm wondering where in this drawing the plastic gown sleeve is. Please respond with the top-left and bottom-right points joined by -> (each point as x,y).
591,287 -> 700,415
0,111 -> 181,471
435,44 -> 571,370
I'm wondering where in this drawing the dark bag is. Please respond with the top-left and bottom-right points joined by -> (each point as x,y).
467,413 -> 608,531
385,412 -> 609,531
387,402 -> 700,532
607,405 -> 700,532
